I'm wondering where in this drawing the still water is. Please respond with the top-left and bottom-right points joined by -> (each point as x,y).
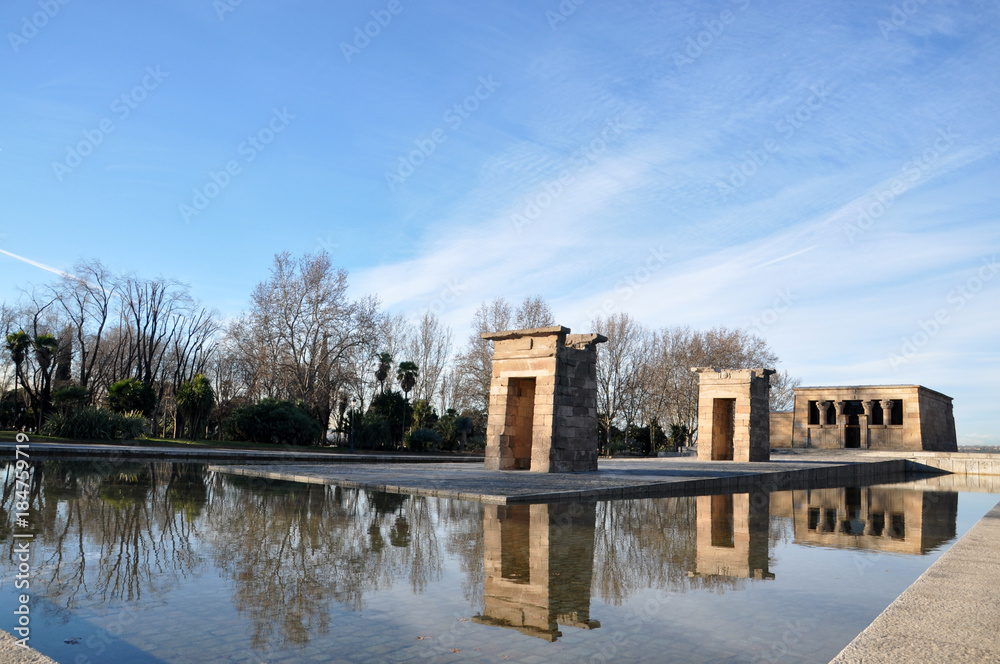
1,460 -> 996,664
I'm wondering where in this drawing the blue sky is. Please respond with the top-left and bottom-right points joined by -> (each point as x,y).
1,0 -> 998,444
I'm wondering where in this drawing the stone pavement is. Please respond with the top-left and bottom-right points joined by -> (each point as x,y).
0,631 -> 56,664
212,453 -> 913,504
830,498 -> 1000,664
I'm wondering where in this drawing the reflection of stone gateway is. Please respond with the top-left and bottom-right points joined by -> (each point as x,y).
473,503 -> 600,641
483,326 -> 607,472
693,493 -> 774,580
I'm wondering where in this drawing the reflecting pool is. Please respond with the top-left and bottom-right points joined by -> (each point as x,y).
1,461 -> 996,663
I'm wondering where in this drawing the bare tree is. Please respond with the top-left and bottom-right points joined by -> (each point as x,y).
641,325 -> 782,444
48,259 -> 116,389
405,311 -> 452,406
591,312 -> 648,454
769,369 -> 800,411
514,295 -> 555,329
454,297 -> 513,412
229,251 -> 380,439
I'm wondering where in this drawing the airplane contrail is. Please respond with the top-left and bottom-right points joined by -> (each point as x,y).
0,248 -> 77,280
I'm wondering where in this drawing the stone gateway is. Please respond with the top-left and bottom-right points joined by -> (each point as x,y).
482,326 -> 606,473
691,367 -> 775,462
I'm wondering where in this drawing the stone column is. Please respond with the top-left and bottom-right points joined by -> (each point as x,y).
816,400 -> 830,427
881,400 -> 894,427
862,401 -> 875,449
835,401 -> 847,448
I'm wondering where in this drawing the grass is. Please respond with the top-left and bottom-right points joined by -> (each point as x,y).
0,430 -> 484,456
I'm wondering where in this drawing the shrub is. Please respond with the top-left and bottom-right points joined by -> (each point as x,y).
107,379 -> 157,416
52,385 -> 91,412
406,428 -> 442,452
42,407 -> 146,441
354,411 -> 394,450
222,399 -> 323,446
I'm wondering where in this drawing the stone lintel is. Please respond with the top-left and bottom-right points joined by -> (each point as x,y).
482,326 -> 570,341
565,333 -> 609,349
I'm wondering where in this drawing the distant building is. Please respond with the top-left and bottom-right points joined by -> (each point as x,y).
770,385 -> 956,451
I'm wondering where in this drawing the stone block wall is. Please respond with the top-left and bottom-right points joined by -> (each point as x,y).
769,411 -> 794,448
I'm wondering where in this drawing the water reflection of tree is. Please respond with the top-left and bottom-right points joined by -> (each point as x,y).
592,496 -> 745,605
0,461 -> 204,613
442,499 -> 485,607
204,479 -> 453,650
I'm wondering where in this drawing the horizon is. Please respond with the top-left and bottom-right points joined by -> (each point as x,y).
1,0 -> 997,444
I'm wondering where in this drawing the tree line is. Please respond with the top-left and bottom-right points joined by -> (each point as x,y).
0,250 -> 796,452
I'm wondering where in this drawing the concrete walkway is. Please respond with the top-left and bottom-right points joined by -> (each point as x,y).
212,453 -> 915,504
831,498 -> 1000,663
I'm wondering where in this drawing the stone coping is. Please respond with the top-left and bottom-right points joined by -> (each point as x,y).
0,630 -> 56,664
830,498 -> 1000,663
210,456 -> 916,505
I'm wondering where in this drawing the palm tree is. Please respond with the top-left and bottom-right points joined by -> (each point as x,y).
175,374 -> 215,440
396,361 -> 418,400
374,352 -> 393,394
33,334 -> 59,428
5,331 -> 33,427
396,361 -> 419,444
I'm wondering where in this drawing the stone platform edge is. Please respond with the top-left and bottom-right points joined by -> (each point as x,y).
211,458 -> 912,505
830,497 -> 1000,664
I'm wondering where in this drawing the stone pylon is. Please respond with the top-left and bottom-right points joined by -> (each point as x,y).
483,326 -> 606,472
691,367 -> 775,462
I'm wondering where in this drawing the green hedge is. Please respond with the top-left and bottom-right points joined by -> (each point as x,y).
222,399 -> 323,446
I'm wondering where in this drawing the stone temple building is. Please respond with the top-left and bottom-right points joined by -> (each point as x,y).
770,385 -> 957,451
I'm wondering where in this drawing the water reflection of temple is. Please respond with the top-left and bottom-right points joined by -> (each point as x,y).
786,487 -> 957,554
692,493 -> 774,580
472,503 -> 600,641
